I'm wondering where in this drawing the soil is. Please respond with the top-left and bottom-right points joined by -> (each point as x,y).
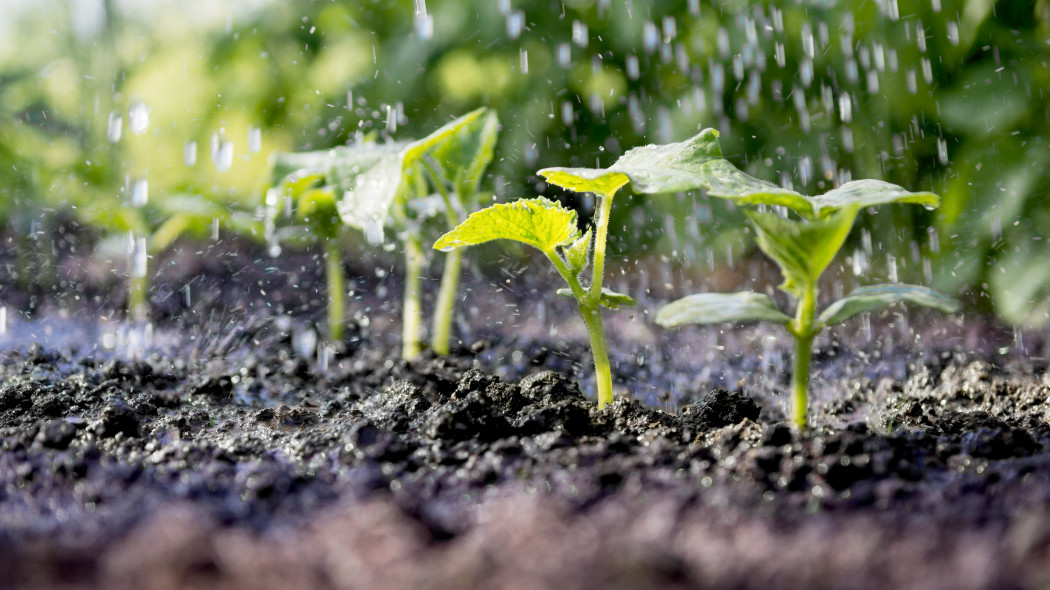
2,234 -> 1050,590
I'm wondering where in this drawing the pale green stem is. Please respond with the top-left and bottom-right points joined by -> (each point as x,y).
402,235 -> 425,359
431,247 -> 463,355
546,251 -> 614,408
588,192 -> 615,303
325,240 -> 345,342
789,283 -> 818,430
423,160 -> 465,356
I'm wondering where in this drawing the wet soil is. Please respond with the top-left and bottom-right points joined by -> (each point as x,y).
2,235 -> 1050,589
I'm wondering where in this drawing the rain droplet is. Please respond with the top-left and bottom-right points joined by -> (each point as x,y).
506,10 -> 524,39
560,101 -> 573,126
937,137 -> 949,165
643,21 -> 660,54
947,21 -> 959,46
184,140 -> 198,166
572,20 -> 588,48
132,178 -> 148,207
557,43 -> 571,68
128,102 -> 150,135
625,54 -> 640,80
0,306 -> 6,335
107,111 -> 123,143
213,140 -> 234,172
247,127 -> 262,153
519,48 -> 528,73
131,235 -> 148,278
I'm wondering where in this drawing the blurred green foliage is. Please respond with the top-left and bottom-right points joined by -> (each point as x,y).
1,0 -> 1049,324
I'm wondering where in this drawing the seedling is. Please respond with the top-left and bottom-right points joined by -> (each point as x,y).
654,129 -> 960,429
271,108 -> 499,357
435,131 -> 734,407
80,192 -> 258,321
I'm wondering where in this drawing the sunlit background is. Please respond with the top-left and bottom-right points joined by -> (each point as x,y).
2,0 -> 1050,326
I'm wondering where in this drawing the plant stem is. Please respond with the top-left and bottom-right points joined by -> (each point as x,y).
789,283 -> 818,430
402,234 -> 425,359
325,239 -> 345,342
547,251 -> 614,408
588,192 -> 615,303
580,305 -> 614,408
431,247 -> 463,355
423,159 -> 465,356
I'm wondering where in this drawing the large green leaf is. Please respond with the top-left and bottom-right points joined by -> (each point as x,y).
655,292 -> 791,327
818,284 -> 961,327
556,286 -> 636,310
270,109 -> 487,243
538,128 -> 939,220
434,197 -> 580,254
747,207 -> 858,297
539,128 -> 723,198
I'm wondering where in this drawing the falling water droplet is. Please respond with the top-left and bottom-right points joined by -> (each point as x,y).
128,102 -> 150,135
213,140 -> 234,172
0,307 -> 6,335
107,111 -> 123,143
506,10 -> 524,39
561,101 -> 574,126
519,48 -> 528,73
132,236 -> 148,278
643,21 -> 660,54
572,20 -> 588,47
937,137 -> 949,165
247,127 -> 261,153
625,54 -> 640,80
132,179 -> 148,207
947,21 -> 959,46
184,140 -> 198,166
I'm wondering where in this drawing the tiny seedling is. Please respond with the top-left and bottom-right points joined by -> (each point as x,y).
653,129 -> 959,429
81,192 -> 258,321
436,131 -> 732,407
271,108 -> 499,357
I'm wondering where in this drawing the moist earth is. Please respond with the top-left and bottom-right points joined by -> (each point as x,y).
2,235 -> 1050,589
1,325 -> 1050,590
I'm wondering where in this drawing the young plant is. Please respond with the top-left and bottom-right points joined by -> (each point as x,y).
435,131 -> 733,407
653,130 -> 960,429
81,192 -> 259,321
270,108 -> 499,358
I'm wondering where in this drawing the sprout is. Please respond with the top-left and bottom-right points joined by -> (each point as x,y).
271,108 -> 499,357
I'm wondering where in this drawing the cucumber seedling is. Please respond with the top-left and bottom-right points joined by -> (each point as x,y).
80,192 -> 258,321
436,131 -> 730,407
271,108 -> 499,357
654,129 -> 959,429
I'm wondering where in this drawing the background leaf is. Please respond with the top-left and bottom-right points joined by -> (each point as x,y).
818,284 -> 961,327
434,197 -> 580,254
655,292 -> 791,327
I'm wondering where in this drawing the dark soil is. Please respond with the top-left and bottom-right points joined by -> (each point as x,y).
2,235 -> 1050,589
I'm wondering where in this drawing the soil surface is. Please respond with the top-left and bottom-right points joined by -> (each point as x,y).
2,234 -> 1050,590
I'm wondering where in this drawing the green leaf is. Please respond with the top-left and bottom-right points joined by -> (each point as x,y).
423,108 -> 500,203
539,128 -> 723,198
271,109 -> 487,244
562,228 -> 591,276
655,292 -> 791,327
702,161 -> 939,219
746,207 -> 858,297
556,286 -> 637,310
434,197 -> 580,254
818,284 -> 961,327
